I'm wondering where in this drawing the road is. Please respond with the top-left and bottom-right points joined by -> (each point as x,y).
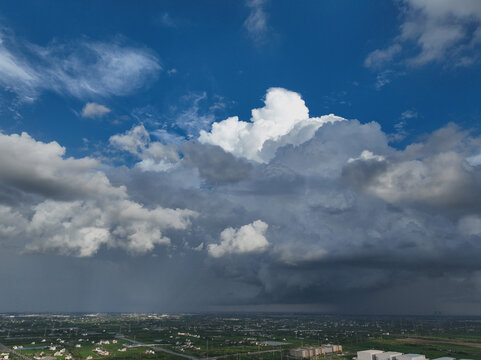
399,337 -> 481,348
0,342 -> 33,360
204,349 -> 282,360
116,335 -> 200,360
116,335 -> 285,360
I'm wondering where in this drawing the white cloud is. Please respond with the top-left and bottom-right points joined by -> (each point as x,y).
0,131 -> 119,199
173,92 -> 215,137
44,41 -> 161,98
466,152 -> 481,166
110,124 -> 150,156
346,148 -> 476,207
0,30 -> 161,102
401,109 -> 418,119
158,12 -> 176,28
208,220 -> 269,257
348,150 -> 385,163
25,198 -> 196,257
81,102 -> 111,118
110,124 -> 180,172
199,88 -> 345,163
366,0 -> 481,69
0,131 -> 196,256
364,44 -> 402,69
244,0 -> 269,44
375,70 -> 396,89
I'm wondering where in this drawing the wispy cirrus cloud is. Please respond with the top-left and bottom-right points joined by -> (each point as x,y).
0,29 -> 161,103
244,0 -> 270,45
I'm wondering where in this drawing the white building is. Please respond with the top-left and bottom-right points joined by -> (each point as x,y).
396,354 -> 426,360
358,350 -> 384,360
290,345 -> 342,359
290,348 -> 309,358
375,352 -> 403,360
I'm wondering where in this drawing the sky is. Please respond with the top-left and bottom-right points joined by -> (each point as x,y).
1,0 -> 481,315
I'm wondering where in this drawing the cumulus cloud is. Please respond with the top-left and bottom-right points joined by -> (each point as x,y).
0,131 -> 116,200
194,89 -> 481,311
366,0 -> 481,69
110,124 -> 180,172
199,88 -> 345,162
181,141 -> 252,185
344,126 -> 481,208
208,220 -> 269,257
81,102 -> 111,118
0,205 -> 26,239
0,29 -> 161,102
24,198 -> 196,257
348,150 -> 385,163
0,131 -> 196,257
5,86 -> 481,314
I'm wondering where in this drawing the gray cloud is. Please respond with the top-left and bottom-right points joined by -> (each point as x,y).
365,0 -> 481,69
0,131 -> 196,257
181,141 -> 252,185
3,88 -> 481,314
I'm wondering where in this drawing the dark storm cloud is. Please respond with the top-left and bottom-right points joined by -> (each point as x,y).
181,141 -> 253,185
3,88 -> 481,314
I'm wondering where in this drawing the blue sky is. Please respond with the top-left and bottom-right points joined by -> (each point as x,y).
2,1 -> 481,313
2,0 -> 480,155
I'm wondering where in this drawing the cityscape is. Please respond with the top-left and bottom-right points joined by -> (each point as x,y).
1,314 -> 481,360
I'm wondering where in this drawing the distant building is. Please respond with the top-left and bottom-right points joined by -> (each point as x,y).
290,345 -> 342,358
357,350 -> 384,360
396,354 -> 426,360
375,352 -> 402,360
290,348 -> 310,358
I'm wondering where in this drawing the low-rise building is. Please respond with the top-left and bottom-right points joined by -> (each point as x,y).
375,352 -> 403,360
290,345 -> 342,359
358,350 -> 384,360
396,354 -> 426,360
290,348 -> 310,358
